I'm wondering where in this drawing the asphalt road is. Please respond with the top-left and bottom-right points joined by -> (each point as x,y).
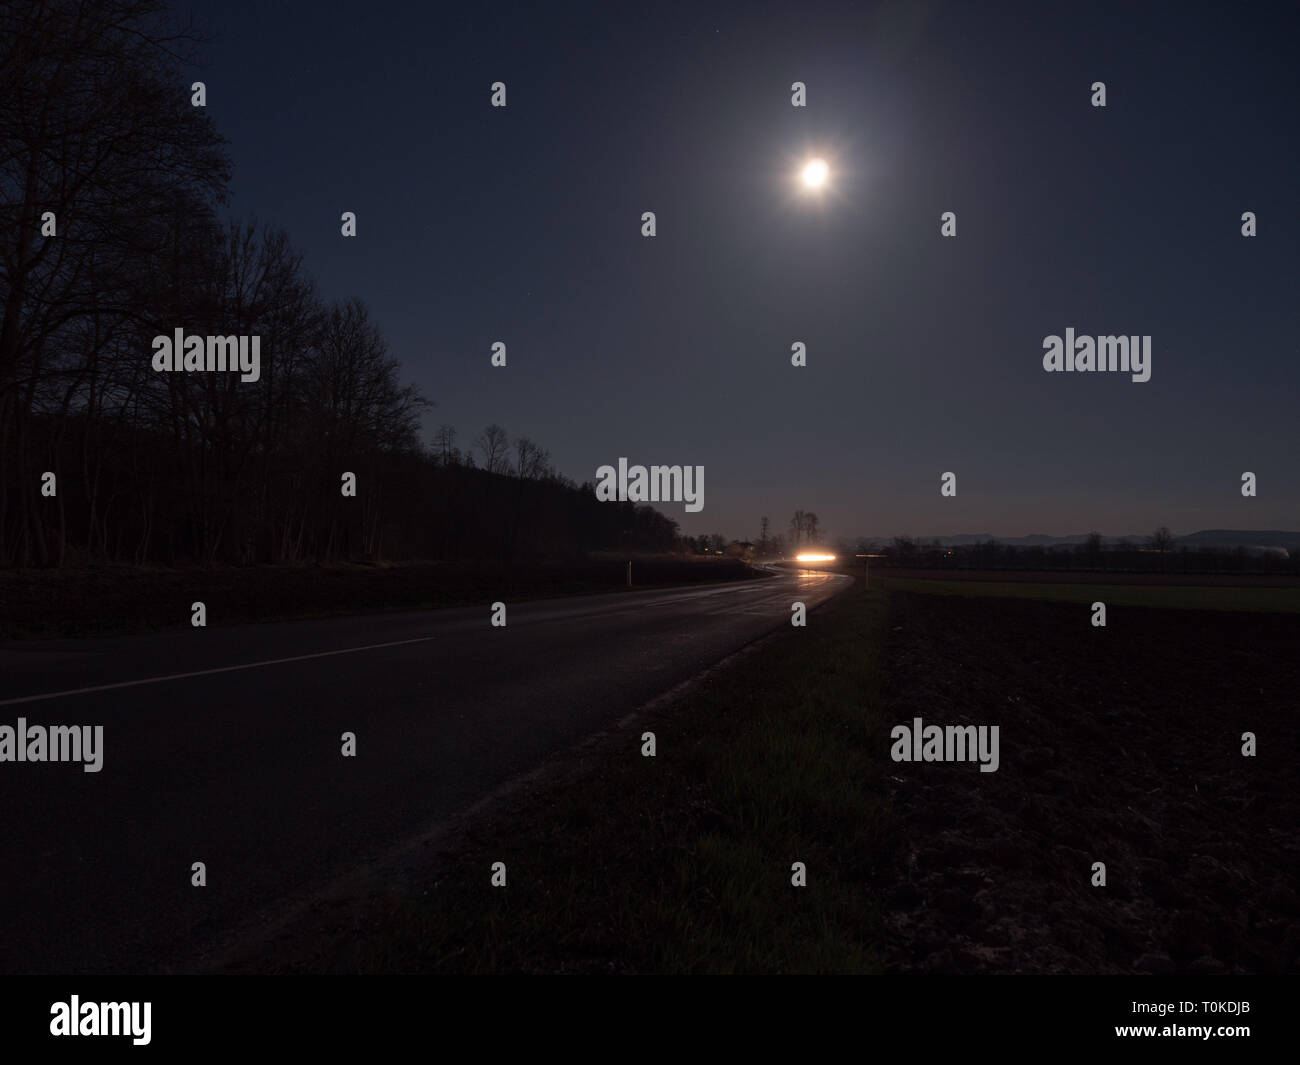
0,567 -> 851,973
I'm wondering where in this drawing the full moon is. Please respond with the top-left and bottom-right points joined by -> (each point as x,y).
801,158 -> 829,188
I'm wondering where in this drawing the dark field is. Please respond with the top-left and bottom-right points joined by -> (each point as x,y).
871,578 -> 1300,613
880,591 -> 1299,973
0,557 -> 761,640
881,568 -> 1300,587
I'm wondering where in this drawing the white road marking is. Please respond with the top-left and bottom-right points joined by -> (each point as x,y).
0,635 -> 441,707
0,573 -> 853,707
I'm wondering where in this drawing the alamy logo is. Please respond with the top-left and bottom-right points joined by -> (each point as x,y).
890,717 -> 1000,773
152,328 -> 261,383
0,718 -> 103,772
595,459 -> 704,512
50,996 -> 151,1045
1042,328 -> 1151,382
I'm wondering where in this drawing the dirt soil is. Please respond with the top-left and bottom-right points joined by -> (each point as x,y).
877,591 -> 1300,973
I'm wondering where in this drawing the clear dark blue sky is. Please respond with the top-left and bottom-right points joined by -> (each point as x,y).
181,0 -> 1299,541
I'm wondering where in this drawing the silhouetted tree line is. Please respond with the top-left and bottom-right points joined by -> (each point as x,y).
682,533 -> 728,554
0,1 -> 679,566
376,444 -> 680,563
855,535 -> 1300,576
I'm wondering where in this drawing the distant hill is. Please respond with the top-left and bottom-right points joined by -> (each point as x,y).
867,532 -> 1139,547
1175,530 -> 1300,549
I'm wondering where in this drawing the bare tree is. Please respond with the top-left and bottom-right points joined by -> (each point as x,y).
1083,530 -> 1104,569
514,436 -> 550,480
434,424 -> 457,465
1149,525 -> 1173,572
804,511 -> 820,544
293,296 -> 429,562
474,424 -> 509,474
759,515 -> 770,554
0,0 -> 230,564
790,509 -> 806,548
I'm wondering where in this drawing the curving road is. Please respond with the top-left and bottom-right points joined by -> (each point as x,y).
0,567 -> 850,973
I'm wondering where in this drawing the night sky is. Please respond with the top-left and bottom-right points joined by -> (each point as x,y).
179,0 -> 1299,541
